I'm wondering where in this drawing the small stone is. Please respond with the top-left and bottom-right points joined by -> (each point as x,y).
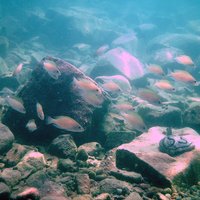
4,143 -> 29,167
0,182 -> 10,200
78,142 -> 104,157
0,163 -> 5,168
76,174 -> 90,194
16,187 -> 40,200
109,168 -> 143,183
94,193 -> 111,200
72,194 -> 93,200
165,193 -> 171,199
0,168 -> 21,186
41,196 -> 69,200
124,192 -> 143,200
98,178 -> 132,195
22,151 -> 46,169
58,158 -> 77,172
156,192 -> 169,200
49,134 -> 77,159
163,188 -> 172,194
76,149 -> 88,161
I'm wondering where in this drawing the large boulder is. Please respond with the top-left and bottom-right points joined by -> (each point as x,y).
116,127 -> 200,187
2,56 -> 109,144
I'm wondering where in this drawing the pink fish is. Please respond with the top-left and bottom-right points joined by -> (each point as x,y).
170,70 -> 196,84
73,77 -> 101,94
46,115 -> 84,132
154,80 -> 175,91
122,112 -> 147,132
175,55 -> 194,66
36,102 -> 44,120
147,64 -> 165,76
13,63 -> 23,76
5,96 -> 26,114
137,88 -> 162,105
43,60 -> 61,79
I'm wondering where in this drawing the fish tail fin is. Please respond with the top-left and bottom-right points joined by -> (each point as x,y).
46,116 -> 53,125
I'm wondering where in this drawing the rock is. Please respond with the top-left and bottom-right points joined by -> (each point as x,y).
94,193 -> 111,200
183,102 -> 200,127
72,194 -> 93,200
26,170 -> 66,198
94,47 -> 144,80
137,104 -> 182,128
49,134 -> 77,159
0,73 -> 19,91
116,127 -> 200,187
0,168 -> 21,187
0,36 -> 9,58
109,168 -> 143,183
15,187 -> 40,200
98,178 -> 132,195
21,151 -> 46,169
76,149 -> 88,161
104,130 -> 136,149
2,56 -> 109,145
41,196 -> 69,200
58,158 -> 77,172
4,144 -> 33,167
76,174 -> 90,194
78,142 -> 104,158
0,123 -> 15,154
0,57 -> 8,75
156,192 -> 169,200
124,192 -> 143,200
0,182 -> 10,200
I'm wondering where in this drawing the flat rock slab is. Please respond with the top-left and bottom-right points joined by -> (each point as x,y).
116,126 -> 200,187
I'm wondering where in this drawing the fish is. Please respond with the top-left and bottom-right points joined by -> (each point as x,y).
79,90 -> 104,108
73,43 -> 91,50
137,88 -> 162,105
43,60 -> 61,80
175,55 -> 194,66
13,63 -> 23,76
112,33 -> 137,45
73,77 -> 101,94
187,97 -> 200,102
170,70 -> 196,84
112,103 -> 135,113
46,115 -> 84,132
154,80 -> 175,91
122,112 -> 147,132
36,102 -> 44,120
100,81 -> 121,93
5,96 -> 26,114
147,64 -> 165,76
96,44 -> 109,56
26,119 -> 37,132
95,75 -> 132,93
